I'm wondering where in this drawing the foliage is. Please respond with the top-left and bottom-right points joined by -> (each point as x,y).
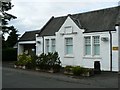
64,65 -> 73,72
26,52 -> 38,69
72,66 -> 85,76
6,26 -> 18,47
36,52 -> 61,71
1,1 -> 18,49
2,48 -> 17,61
15,53 -> 32,66
1,1 -> 17,34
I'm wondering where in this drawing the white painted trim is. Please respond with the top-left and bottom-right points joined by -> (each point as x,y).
19,41 -> 36,44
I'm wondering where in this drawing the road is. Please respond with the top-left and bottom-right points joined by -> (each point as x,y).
2,66 -> 119,88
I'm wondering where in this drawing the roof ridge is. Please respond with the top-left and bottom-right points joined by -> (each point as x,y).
71,6 -> 119,16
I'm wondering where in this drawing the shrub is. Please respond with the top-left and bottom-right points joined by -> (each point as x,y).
72,66 -> 85,76
36,52 -> 61,71
64,66 -> 73,72
15,53 -> 32,66
26,53 -> 38,69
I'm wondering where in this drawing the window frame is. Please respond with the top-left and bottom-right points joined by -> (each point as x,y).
65,37 -> 73,55
84,36 -> 91,56
93,36 -> 100,56
84,36 -> 100,57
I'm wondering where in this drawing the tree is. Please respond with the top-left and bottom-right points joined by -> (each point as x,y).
1,1 -> 17,33
1,0 -> 18,48
6,26 -> 18,47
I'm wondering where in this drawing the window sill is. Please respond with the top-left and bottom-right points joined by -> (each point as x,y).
83,56 -> 102,59
64,55 -> 74,58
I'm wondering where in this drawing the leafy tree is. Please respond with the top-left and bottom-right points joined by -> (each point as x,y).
1,1 -> 18,48
1,1 -> 17,33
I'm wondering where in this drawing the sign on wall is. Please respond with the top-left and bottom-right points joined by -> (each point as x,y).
112,47 -> 119,51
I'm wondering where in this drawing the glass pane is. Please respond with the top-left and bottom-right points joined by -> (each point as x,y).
51,39 -> 55,45
94,45 -> 100,55
66,45 -> 73,54
94,36 -> 99,44
66,38 -> 73,45
51,45 -> 55,52
85,45 -> 91,55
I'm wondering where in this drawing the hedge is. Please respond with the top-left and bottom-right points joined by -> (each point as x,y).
2,48 -> 17,61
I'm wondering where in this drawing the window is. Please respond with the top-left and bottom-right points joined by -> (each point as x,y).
84,36 -> 100,56
84,37 -> 91,55
64,26 -> 73,34
65,38 -> 73,55
46,39 -> 49,53
51,39 -> 56,52
93,36 -> 100,55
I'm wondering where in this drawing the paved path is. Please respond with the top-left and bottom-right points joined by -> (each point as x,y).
2,62 -> 119,88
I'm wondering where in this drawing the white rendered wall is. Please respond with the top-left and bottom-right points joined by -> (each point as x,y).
112,26 -> 119,71
56,16 -> 84,67
36,37 -> 43,56
18,43 -> 24,55
36,16 -> 119,71
83,32 -> 110,71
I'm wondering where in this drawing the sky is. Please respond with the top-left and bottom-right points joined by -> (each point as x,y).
8,0 -> 119,36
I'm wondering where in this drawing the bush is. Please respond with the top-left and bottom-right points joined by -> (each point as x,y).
26,53 -> 38,69
64,66 -> 73,72
36,52 -> 61,71
72,66 -> 85,76
15,53 -> 32,66
2,48 -> 17,61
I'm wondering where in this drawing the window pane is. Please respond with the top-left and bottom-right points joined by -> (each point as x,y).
94,45 -> 100,55
85,45 -> 91,55
66,45 -> 73,54
66,38 -> 73,45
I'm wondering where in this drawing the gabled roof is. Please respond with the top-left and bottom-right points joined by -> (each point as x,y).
19,30 -> 40,41
38,16 -> 67,36
38,6 -> 120,36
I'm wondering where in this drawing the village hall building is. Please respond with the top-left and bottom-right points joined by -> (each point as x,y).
18,6 -> 120,72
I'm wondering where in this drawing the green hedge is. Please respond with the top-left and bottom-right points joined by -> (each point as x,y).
2,48 -> 17,61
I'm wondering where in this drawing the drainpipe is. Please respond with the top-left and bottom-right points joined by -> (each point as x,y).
109,31 -> 112,72
42,36 -> 44,53
118,26 -> 120,72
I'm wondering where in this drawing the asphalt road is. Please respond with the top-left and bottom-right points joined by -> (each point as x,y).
2,63 -> 119,88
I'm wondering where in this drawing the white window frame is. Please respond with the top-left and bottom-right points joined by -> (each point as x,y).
84,36 -> 100,57
65,37 -> 73,55
93,36 -> 100,56
84,36 -> 91,56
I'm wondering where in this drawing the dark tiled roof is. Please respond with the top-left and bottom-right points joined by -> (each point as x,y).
38,6 -> 120,36
71,6 -> 120,33
38,16 -> 67,36
19,30 -> 40,41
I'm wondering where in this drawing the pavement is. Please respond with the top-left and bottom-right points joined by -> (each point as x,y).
2,61 -> 119,88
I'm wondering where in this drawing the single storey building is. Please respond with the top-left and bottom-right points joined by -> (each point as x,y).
18,6 -> 120,72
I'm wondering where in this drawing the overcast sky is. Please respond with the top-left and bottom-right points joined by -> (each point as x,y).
8,0 -> 119,36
